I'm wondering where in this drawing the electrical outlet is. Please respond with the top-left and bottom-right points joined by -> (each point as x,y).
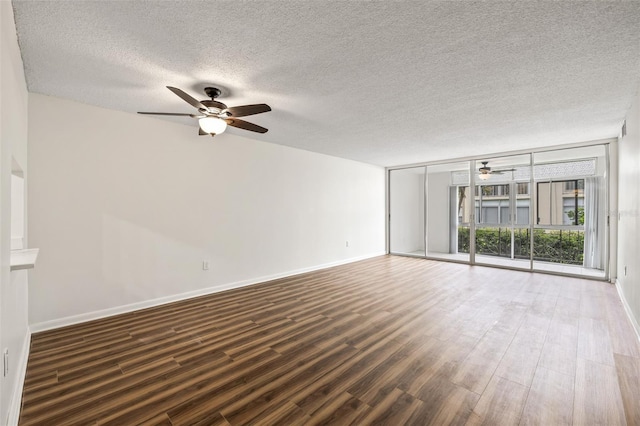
624,266 -> 627,276
346,241 -> 349,247
202,261 -> 210,271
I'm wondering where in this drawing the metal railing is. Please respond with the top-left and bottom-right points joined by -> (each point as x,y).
458,227 -> 585,265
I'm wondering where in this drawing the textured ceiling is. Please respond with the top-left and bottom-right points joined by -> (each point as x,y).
11,1 -> 640,167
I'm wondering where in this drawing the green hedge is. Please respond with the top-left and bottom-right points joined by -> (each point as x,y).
457,227 -> 584,265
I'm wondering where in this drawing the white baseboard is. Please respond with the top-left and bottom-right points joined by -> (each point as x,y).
615,279 -> 640,344
6,328 -> 31,426
30,252 -> 386,333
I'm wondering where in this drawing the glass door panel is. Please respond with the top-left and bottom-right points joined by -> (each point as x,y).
389,167 -> 426,256
532,145 -> 607,278
425,161 -> 470,262
474,154 -> 532,270
387,144 -> 609,280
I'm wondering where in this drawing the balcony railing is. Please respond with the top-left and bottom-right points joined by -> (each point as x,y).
457,227 -> 584,265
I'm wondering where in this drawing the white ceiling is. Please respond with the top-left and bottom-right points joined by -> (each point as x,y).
11,1 -> 640,167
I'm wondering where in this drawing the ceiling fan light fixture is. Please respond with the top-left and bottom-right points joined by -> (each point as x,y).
199,116 -> 227,135
478,173 -> 491,181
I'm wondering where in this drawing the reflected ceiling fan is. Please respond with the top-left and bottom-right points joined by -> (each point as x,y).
138,86 -> 271,137
478,161 -> 515,180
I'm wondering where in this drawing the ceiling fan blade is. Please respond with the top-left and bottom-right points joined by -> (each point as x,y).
167,86 -> 208,110
225,104 -> 271,117
138,112 -> 196,116
225,118 -> 268,134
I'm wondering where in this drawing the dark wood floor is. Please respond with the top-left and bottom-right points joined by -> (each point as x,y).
20,255 -> 640,425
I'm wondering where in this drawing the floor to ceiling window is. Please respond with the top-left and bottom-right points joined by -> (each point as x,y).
472,153 -> 532,270
387,143 -> 610,279
389,166 -> 425,256
426,161 -> 470,262
532,145 -> 608,278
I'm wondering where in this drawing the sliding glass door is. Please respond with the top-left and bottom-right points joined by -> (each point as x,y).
389,167 -> 425,256
387,143 -> 610,280
473,154 -> 532,270
426,161 -> 470,262
532,145 -> 608,278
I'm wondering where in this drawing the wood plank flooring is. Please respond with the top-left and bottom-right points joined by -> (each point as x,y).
19,255 -> 640,425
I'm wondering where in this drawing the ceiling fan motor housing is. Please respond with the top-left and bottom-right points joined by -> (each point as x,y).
202,88 -> 226,113
201,100 -> 227,112
200,87 -> 227,112
479,161 -> 491,173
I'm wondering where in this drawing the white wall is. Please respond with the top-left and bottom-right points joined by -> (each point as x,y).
389,168 -> 425,254
10,174 -> 24,250
27,94 -> 385,327
617,88 -> 640,335
0,2 -> 31,424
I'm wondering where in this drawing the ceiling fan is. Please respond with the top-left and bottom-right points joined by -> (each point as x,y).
138,86 -> 271,137
478,161 -> 515,180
